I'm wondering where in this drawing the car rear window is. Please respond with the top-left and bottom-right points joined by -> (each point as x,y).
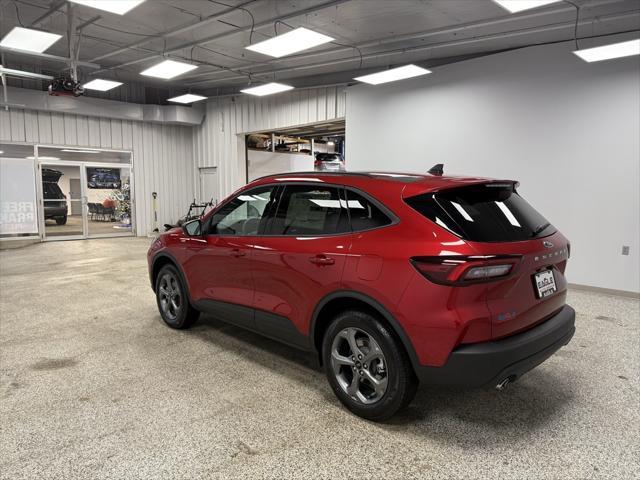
405,183 -> 556,242
43,183 -> 63,199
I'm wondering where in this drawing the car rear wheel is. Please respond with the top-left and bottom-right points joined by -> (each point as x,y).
322,310 -> 417,421
55,215 -> 67,225
155,265 -> 199,329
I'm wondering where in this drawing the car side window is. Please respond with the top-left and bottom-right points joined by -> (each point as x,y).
270,185 -> 349,236
345,189 -> 393,231
208,186 -> 276,236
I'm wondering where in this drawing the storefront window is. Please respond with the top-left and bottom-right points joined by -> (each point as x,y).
0,144 -> 38,237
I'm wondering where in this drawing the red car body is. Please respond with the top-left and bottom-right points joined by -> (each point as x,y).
148,171 -> 575,389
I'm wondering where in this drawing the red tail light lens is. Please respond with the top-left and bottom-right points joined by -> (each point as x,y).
411,256 -> 520,285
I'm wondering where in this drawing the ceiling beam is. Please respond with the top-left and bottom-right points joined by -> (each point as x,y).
29,0 -> 66,27
0,66 -> 54,80
0,46 -> 101,69
184,8 -> 640,87
90,0 -> 353,75
88,0 -> 261,63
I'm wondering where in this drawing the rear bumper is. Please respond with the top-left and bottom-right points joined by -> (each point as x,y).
416,305 -> 575,387
44,206 -> 67,218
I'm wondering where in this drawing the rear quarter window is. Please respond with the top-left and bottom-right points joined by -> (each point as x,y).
345,189 -> 393,232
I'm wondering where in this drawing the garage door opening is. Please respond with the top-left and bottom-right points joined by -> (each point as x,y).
245,119 -> 345,182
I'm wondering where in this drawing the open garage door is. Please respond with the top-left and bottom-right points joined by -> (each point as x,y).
245,120 -> 345,182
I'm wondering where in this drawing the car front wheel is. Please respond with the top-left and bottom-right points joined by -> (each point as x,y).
322,310 -> 417,421
155,265 -> 199,329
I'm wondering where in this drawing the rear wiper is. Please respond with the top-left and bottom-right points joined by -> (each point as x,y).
531,222 -> 550,237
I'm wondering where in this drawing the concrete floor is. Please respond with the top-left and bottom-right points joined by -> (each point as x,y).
1,238 -> 638,479
44,215 -> 132,237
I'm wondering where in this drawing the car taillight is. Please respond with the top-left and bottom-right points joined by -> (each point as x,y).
314,160 -> 321,167
462,264 -> 512,280
410,255 -> 521,285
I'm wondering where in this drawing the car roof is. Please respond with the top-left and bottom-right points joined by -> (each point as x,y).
248,171 -> 515,197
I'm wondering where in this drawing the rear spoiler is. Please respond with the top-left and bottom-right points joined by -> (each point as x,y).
402,179 -> 520,199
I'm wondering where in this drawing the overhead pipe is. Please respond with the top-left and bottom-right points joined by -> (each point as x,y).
90,0 -> 354,75
170,0 -> 632,82
88,0 -> 261,62
184,9 -> 640,87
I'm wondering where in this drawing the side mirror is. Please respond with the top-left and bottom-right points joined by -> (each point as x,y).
183,219 -> 202,236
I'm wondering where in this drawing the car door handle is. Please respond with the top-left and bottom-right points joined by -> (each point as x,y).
230,249 -> 246,258
309,255 -> 335,266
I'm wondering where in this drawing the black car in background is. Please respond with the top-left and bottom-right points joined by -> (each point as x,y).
42,168 -> 67,225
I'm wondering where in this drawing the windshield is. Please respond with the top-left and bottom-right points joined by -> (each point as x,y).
405,183 -> 556,242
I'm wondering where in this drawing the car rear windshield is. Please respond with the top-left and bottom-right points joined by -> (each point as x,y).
405,183 -> 556,242
42,182 -> 64,199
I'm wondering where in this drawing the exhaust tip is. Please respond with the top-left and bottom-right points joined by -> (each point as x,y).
495,376 -> 515,391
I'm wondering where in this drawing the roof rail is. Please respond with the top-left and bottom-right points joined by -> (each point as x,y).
250,171 -> 373,182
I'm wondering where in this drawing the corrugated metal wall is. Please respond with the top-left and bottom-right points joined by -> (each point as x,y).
1,86 -> 346,237
0,108 -> 195,236
193,86 -> 347,201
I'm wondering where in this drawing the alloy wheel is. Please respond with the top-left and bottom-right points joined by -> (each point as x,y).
330,327 -> 388,405
158,272 -> 182,321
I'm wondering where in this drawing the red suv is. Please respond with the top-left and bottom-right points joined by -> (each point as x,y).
148,171 -> 575,420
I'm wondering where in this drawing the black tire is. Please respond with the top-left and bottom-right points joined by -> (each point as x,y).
55,215 -> 67,225
155,264 -> 199,329
322,310 -> 417,421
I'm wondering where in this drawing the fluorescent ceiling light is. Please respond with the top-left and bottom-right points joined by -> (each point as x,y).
167,94 -> 207,104
83,79 -> 123,91
573,39 -> 640,62
240,82 -> 294,96
246,27 -> 334,58
354,64 -> 431,85
68,0 -> 146,15
492,0 -> 559,13
26,156 -> 60,161
61,149 -> 101,153
0,27 -> 62,53
140,59 -> 198,79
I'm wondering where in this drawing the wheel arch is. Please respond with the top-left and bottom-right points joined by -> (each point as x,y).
151,252 -> 192,302
310,291 -> 420,374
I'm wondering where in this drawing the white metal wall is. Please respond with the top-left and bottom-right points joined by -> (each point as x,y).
0,108 -> 195,236
346,41 -> 640,293
192,86 -> 347,201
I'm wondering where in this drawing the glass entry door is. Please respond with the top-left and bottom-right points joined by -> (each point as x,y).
40,163 -> 84,238
39,161 -> 134,240
85,165 -> 133,237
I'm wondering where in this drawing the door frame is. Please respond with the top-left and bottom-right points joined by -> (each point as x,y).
37,160 -> 87,241
37,159 -> 135,241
